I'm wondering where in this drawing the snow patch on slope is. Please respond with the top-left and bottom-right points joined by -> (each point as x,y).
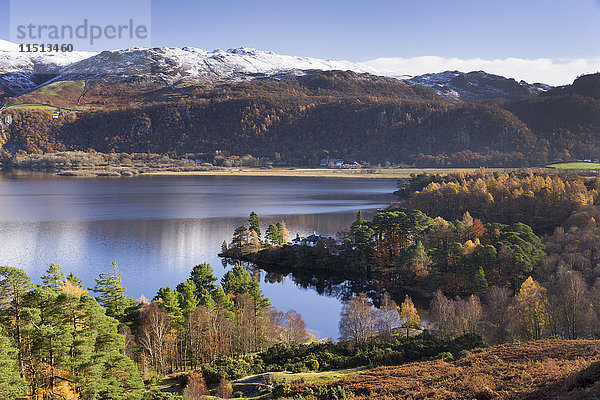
54,46 -> 381,84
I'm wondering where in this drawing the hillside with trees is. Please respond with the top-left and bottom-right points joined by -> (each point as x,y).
399,170 -> 600,232
5,70 -> 600,167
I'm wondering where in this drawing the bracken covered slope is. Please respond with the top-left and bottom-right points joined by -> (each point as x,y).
296,340 -> 600,400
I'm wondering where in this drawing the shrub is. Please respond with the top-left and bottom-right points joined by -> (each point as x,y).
272,381 -> 292,398
306,358 -> 319,371
435,352 -> 454,360
305,385 -> 354,399
142,390 -> 181,400
457,350 -> 471,359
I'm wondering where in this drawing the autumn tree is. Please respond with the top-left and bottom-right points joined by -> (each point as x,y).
339,293 -> 376,343
277,221 -> 290,244
183,371 -> 209,400
139,302 -> 173,374
430,290 -> 457,340
516,277 -> 550,340
483,286 -> 513,344
250,229 -> 261,252
375,292 -> 401,337
455,295 -> 483,335
552,271 -> 590,339
271,309 -> 310,344
217,377 -> 233,399
399,295 -> 421,339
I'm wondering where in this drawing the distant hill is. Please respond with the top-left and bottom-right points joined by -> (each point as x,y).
506,73 -> 600,161
294,340 -> 600,399
408,70 -> 551,101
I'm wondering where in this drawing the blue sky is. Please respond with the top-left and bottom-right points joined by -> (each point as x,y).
2,0 -> 600,84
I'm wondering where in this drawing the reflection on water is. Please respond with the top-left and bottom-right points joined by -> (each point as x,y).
0,174 -> 395,338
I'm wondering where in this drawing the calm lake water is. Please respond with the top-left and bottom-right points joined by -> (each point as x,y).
0,174 -> 396,338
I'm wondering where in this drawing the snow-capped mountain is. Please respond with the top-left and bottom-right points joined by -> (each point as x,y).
0,42 -> 384,96
408,70 -> 552,101
0,39 -> 552,100
52,46 -> 381,84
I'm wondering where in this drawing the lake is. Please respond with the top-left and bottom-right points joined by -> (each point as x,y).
0,174 -> 396,338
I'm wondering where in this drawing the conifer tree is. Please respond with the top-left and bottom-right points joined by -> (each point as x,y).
0,266 -> 35,375
212,285 -> 235,317
66,272 -> 83,288
73,296 -> 144,400
248,211 -> 261,236
41,263 -> 65,292
156,286 -> 184,326
92,261 -> 130,320
0,326 -> 27,399
231,226 -> 249,251
196,288 -> 216,310
190,262 -> 217,295
176,279 -> 199,315
265,223 -> 280,245
221,265 -> 270,311
276,221 -> 289,244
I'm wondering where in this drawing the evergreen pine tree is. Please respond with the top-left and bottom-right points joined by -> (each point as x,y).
92,261 -> 130,320
221,265 -> 270,310
0,326 -> 27,399
472,267 -> 489,297
189,262 -> 217,295
66,272 -> 83,288
41,263 -> 65,291
74,296 -> 144,400
156,286 -> 184,326
0,266 -> 35,376
176,279 -> 199,315
248,211 -> 261,237
211,285 -> 235,317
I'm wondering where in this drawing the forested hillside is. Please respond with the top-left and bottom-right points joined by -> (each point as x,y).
2,70 -> 600,167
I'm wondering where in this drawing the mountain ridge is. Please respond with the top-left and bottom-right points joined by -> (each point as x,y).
0,40 -> 551,101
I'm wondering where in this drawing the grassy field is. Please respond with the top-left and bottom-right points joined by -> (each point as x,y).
228,368 -> 366,399
547,162 -> 600,169
146,367 -> 366,399
5,103 -> 63,111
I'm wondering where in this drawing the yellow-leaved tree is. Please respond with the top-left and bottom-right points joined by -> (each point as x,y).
399,295 -> 421,339
516,276 -> 549,340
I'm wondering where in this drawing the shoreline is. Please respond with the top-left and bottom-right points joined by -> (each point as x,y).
2,166 -> 519,179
